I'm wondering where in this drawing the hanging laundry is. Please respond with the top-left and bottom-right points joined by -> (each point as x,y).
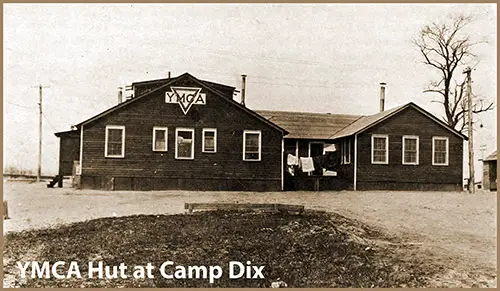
300,157 -> 315,172
287,154 -> 298,166
323,170 -> 337,176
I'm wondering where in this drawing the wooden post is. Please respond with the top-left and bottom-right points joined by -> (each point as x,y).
57,175 -> 63,188
464,67 -> 475,193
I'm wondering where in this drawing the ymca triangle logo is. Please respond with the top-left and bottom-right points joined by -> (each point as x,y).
165,87 -> 206,115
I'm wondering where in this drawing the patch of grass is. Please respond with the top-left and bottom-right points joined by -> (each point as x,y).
4,210 -> 438,288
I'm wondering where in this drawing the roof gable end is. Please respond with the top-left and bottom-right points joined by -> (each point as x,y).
74,73 -> 287,134
330,102 -> 467,140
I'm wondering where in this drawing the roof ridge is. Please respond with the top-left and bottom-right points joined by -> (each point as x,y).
256,109 -> 362,117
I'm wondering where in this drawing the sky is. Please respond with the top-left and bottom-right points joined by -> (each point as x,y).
3,3 -> 497,180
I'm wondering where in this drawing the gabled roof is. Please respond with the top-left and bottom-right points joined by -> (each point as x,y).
484,150 -> 497,162
257,102 -> 467,141
132,76 -> 236,91
330,102 -> 468,140
256,110 -> 361,139
330,105 -> 406,139
72,73 -> 287,134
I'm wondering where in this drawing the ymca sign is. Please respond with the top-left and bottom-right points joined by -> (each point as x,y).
165,87 -> 206,115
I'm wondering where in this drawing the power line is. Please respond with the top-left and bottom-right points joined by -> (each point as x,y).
42,112 -> 58,132
5,100 -> 37,109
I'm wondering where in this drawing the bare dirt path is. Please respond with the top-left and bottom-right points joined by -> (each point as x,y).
3,180 -> 497,286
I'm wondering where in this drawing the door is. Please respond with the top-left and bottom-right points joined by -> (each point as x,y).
309,142 -> 324,176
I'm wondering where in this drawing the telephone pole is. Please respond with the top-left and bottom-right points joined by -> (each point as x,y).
33,84 -> 49,182
463,67 -> 474,193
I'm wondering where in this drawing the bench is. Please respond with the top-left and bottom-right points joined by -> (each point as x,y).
184,203 -> 305,214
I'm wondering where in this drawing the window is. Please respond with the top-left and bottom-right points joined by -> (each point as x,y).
243,130 -> 261,161
371,134 -> 388,164
175,128 -> 194,159
105,125 -> 125,158
342,139 -> 351,164
432,136 -> 449,165
153,127 -> 168,151
402,136 -> 419,165
202,128 -> 217,153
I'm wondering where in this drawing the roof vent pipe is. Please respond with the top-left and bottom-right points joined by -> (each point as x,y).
379,82 -> 386,112
118,87 -> 123,104
241,74 -> 247,106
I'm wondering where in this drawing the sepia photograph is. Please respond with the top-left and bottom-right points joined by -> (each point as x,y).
3,3 -> 497,288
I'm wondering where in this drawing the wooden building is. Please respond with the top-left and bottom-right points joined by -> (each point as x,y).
55,73 -> 287,191
482,151 -> 497,191
55,73 -> 466,191
258,103 -> 467,191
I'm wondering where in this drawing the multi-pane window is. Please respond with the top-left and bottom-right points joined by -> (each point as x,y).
432,137 -> 449,165
342,139 -> 351,164
153,127 -> 168,151
371,134 -> 388,164
105,125 -> 125,158
243,130 -> 261,161
402,136 -> 419,165
202,128 -> 217,153
175,128 -> 194,159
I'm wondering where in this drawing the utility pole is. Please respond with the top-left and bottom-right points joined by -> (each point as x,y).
463,67 -> 474,193
33,84 -> 49,182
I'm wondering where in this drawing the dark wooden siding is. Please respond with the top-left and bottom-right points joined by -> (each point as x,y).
57,131 -> 80,176
356,106 -> 463,191
483,161 -> 497,191
81,76 -> 283,191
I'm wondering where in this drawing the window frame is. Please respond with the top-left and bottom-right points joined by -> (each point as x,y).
432,136 -> 449,166
202,128 -> 217,153
104,125 -> 125,158
402,135 -> 419,165
152,126 -> 168,152
342,139 -> 351,164
175,128 -> 195,160
371,134 -> 389,164
243,130 -> 262,161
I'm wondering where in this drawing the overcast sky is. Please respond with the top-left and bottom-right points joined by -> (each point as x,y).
3,3 -> 497,177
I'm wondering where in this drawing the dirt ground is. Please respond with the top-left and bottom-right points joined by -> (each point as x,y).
2,179 -> 497,287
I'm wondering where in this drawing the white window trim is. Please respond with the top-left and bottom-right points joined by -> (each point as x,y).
202,128 -> 217,153
152,127 -> 168,152
308,141 -> 325,157
105,125 -> 125,158
243,130 -> 262,161
402,135 -> 419,165
175,128 -> 195,160
432,136 -> 449,166
371,134 -> 389,164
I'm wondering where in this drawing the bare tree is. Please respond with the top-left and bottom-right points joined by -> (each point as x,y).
414,14 -> 493,133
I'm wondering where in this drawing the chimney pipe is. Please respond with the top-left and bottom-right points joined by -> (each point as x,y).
379,82 -> 386,112
241,74 -> 247,106
118,87 -> 123,104
168,71 -> 171,79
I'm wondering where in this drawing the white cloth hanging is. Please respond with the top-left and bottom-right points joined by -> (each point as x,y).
287,154 -> 298,166
300,157 -> 315,172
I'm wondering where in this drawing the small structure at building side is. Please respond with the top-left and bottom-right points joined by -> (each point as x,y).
482,151 -> 497,191
55,72 -> 467,192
